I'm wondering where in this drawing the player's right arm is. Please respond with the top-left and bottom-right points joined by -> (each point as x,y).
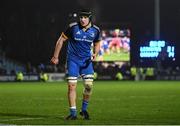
51,33 -> 68,65
51,22 -> 76,65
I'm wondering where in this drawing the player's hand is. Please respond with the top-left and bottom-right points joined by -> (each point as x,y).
91,54 -> 97,61
51,56 -> 59,65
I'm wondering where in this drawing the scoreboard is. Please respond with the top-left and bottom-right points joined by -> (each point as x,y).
140,40 -> 175,59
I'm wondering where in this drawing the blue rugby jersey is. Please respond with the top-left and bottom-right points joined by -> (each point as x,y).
62,22 -> 101,61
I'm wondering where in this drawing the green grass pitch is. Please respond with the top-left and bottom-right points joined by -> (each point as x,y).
97,52 -> 129,61
0,81 -> 180,125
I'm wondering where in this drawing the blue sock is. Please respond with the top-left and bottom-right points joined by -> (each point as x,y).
70,107 -> 77,117
82,100 -> 88,112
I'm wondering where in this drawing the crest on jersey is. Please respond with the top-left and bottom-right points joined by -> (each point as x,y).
90,33 -> 95,37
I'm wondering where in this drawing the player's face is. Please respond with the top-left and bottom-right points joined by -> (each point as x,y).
80,16 -> 90,27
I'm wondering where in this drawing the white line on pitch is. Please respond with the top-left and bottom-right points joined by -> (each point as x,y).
1,117 -> 44,122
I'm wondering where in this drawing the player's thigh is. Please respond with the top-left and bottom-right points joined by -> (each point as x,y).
67,60 -> 79,77
80,62 -> 94,75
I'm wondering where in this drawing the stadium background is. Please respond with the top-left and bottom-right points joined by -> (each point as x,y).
0,0 -> 180,125
1,0 -> 180,80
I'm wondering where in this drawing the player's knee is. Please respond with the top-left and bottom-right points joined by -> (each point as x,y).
83,75 -> 94,95
68,83 -> 76,91
67,77 -> 77,91
83,81 -> 93,95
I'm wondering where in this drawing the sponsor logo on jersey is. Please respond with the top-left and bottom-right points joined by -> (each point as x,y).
74,37 -> 93,43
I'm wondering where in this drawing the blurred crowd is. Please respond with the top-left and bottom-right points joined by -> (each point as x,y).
1,44 -> 180,80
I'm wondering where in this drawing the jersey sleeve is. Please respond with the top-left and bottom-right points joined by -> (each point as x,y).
62,27 -> 71,39
62,22 -> 77,39
93,30 -> 101,43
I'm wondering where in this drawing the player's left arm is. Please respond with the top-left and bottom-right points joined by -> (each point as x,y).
92,25 -> 101,61
92,41 -> 100,61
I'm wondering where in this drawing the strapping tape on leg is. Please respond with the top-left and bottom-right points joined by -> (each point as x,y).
67,76 -> 77,83
83,75 -> 94,95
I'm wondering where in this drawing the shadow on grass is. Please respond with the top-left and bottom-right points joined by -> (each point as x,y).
0,112 -> 64,120
0,112 -> 89,125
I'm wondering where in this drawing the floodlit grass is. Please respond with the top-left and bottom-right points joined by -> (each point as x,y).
97,52 -> 129,61
0,81 -> 180,125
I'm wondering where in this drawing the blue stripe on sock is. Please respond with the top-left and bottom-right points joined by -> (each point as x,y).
70,108 -> 77,117
82,100 -> 89,112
